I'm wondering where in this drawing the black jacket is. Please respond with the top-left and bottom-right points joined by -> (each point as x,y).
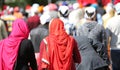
14,39 -> 37,70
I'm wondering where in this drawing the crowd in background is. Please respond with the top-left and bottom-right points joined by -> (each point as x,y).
0,0 -> 120,70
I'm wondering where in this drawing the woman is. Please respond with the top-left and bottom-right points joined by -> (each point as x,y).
39,18 -> 81,70
0,16 -> 39,70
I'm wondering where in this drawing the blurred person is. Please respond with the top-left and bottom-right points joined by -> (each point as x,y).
114,0 -> 120,5
0,18 -> 39,70
90,4 -> 103,25
13,6 -> 23,19
96,0 -> 106,16
102,3 -> 115,28
30,13 -> 49,65
58,5 -> 73,35
68,8 -> 85,36
47,3 -> 58,11
77,7 -> 110,70
29,3 -> 39,17
22,11 -> 29,21
0,19 -> 8,40
37,5 -> 44,16
72,3 -> 80,10
39,18 -> 81,70
106,2 -> 120,70
102,3 -> 115,64
30,10 -> 58,66
1,6 -> 16,35
29,15 -> 42,53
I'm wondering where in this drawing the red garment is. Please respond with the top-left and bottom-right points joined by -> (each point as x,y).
27,15 -> 40,30
102,0 -> 111,6
77,0 -> 111,6
77,0 -> 96,6
39,18 -> 81,70
114,0 -> 120,5
0,19 -> 29,70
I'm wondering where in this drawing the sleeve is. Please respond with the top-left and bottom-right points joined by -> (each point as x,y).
39,40 -> 49,70
73,39 -> 81,63
100,27 -> 110,65
105,23 -> 112,62
105,20 -> 112,44
1,21 -> 8,39
27,40 -> 38,70
103,29 -> 111,65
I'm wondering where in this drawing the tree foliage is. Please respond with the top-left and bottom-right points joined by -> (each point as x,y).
5,0 -> 56,7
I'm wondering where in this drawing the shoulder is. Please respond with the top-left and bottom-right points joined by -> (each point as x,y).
21,39 -> 32,45
69,36 -> 77,43
19,39 -> 33,51
106,16 -> 117,28
94,22 -> 104,30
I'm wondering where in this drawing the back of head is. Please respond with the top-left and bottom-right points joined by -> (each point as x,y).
49,18 -> 65,35
14,6 -> 19,12
58,6 -> 69,18
27,15 -> 40,30
84,7 -> 96,20
10,19 -> 29,38
40,12 -> 52,25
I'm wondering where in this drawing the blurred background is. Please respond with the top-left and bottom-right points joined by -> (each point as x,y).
0,0 -> 76,9
0,0 -> 114,10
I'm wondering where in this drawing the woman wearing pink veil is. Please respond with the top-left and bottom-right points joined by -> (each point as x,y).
0,15 -> 40,70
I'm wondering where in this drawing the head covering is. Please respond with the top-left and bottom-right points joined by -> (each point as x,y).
84,7 -> 96,19
27,15 -> 40,30
25,5 -> 31,13
38,5 -> 44,13
62,1 -> 68,6
77,0 -> 96,7
114,0 -> 120,5
58,6 -> 69,17
14,6 -> 20,12
40,12 -> 51,25
30,3 -> 39,16
39,18 -> 80,70
0,19 -> 29,70
73,3 -> 80,9
48,3 -> 58,11
105,3 -> 114,13
49,18 -> 67,36
114,3 -> 120,14
68,8 -> 84,25
13,6 -> 23,19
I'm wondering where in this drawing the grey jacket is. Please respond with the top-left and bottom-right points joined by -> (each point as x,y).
76,21 -> 109,69
30,24 -> 48,52
74,36 -> 108,70
0,20 -> 8,40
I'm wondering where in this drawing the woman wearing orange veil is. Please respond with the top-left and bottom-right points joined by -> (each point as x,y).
39,18 -> 81,70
